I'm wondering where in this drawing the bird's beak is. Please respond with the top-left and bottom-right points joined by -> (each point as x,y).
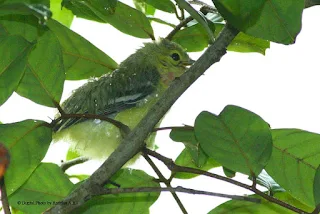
181,58 -> 196,67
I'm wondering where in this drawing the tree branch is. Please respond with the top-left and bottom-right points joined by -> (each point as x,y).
144,148 -> 311,214
45,24 -> 239,214
91,186 -> 261,203
143,153 -> 188,214
60,157 -> 89,172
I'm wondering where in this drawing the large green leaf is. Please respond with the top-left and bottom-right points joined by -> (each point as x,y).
195,105 -> 272,176
0,35 -> 31,105
213,0 -> 304,44
16,30 -> 65,107
266,129 -> 320,207
47,19 -> 118,80
0,120 -> 52,195
50,0 -> 74,27
74,169 -> 160,214
9,163 -> 74,214
62,1 -> 154,38
208,192 -> 313,213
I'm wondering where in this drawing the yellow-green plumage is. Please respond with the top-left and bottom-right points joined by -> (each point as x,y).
53,39 -> 194,160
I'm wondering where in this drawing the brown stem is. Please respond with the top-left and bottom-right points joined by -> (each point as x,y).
142,152 -> 188,214
144,148 -> 310,214
0,177 -> 11,214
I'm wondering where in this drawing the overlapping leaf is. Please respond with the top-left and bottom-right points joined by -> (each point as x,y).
9,163 -> 74,213
195,105 -> 272,176
174,149 -> 220,179
48,19 -> 118,80
74,169 -> 160,214
0,120 -> 52,195
62,1 -> 154,38
213,0 -> 304,44
145,0 -> 175,13
266,129 -> 320,207
172,22 -> 269,54
16,30 -> 65,107
0,35 -> 31,105
208,192 -> 313,213
50,0 -> 74,27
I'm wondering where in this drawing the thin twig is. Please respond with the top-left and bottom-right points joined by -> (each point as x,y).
153,126 -> 194,132
60,157 -> 89,172
175,0 -> 215,42
142,153 -> 188,214
52,113 -> 130,135
0,177 -> 11,214
144,148 -> 310,214
93,186 -> 261,203
166,16 -> 194,40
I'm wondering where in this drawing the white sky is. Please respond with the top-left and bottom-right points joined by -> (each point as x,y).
0,3 -> 319,214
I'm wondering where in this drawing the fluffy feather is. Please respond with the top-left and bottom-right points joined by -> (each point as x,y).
53,39 -> 194,161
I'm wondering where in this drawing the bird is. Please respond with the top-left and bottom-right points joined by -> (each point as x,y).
53,38 -> 195,161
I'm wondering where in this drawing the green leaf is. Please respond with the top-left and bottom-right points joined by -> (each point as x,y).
223,167 -> 236,178
62,1 -> 154,39
266,129 -> 320,207
74,169 -> 160,214
253,170 -> 285,194
170,127 -> 208,167
9,163 -> 74,214
214,23 -> 270,55
213,0 -> 304,44
16,30 -> 65,107
50,0 -> 74,27
0,14 -> 47,42
133,0 -> 156,16
0,120 -> 52,195
145,0 -> 175,13
172,22 -> 215,52
47,19 -> 118,80
314,165 -> 320,205
66,148 -> 81,160
68,174 -> 89,182
0,35 -> 31,105
208,192 -> 313,213
0,2 -> 52,24
195,105 -> 272,176
172,22 -> 269,54
174,148 -> 220,179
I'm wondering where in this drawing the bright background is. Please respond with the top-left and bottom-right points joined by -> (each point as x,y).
0,2 -> 320,214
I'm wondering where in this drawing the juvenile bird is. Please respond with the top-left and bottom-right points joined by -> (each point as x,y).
53,38 -> 194,160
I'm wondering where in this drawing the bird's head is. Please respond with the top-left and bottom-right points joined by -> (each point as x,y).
142,38 -> 195,85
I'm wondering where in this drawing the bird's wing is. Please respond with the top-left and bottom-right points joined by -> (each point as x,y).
54,67 -> 160,132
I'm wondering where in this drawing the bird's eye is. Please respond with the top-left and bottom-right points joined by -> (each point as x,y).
171,53 -> 180,61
